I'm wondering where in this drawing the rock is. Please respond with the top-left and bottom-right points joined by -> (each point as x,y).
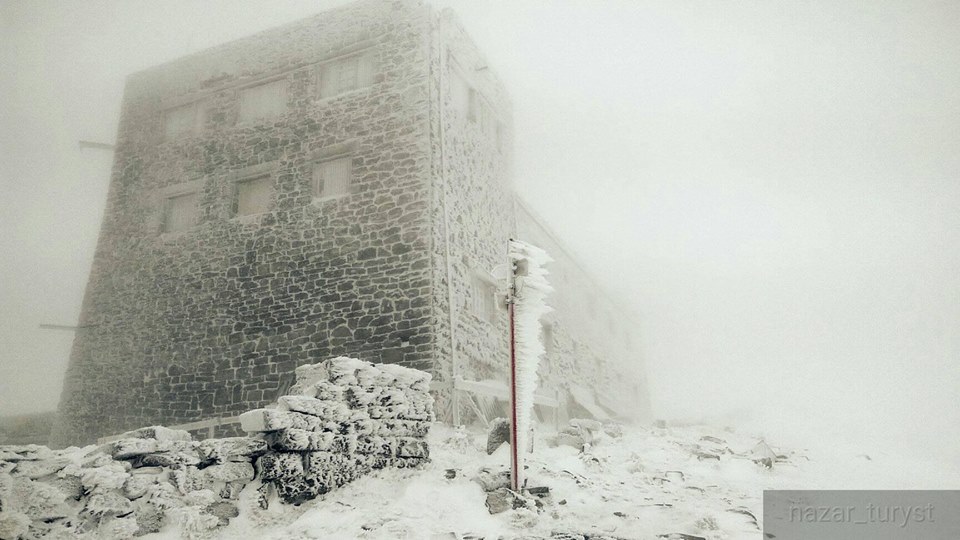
118,426 -> 192,442
49,474 -> 85,501
278,395 -> 352,421
526,486 -> 550,498
202,462 -> 254,484
98,515 -> 140,540
83,491 -> 133,517
218,480 -> 246,500
654,420 -> 668,429
105,438 -> 160,459
485,488 -> 530,514
694,451 -> 720,461
205,501 -> 239,520
472,468 -> 511,492
267,429 -> 336,452
444,469 -> 457,479
81,462 -> 130,492
168,466 -> 207,495
130,450 -> 201,469
239,409 -> 325,433
197,437 -> 267,463
556,432 -> 584,450
396,438 -> 429,459
0,511 -> 31,539
122,474 -> 155,500
487,418 -> 511,455
134,503 -> 165,536
257,453 -> 304,481
10,457 -> 71,479
602,421 -> 624,438
569,418 -> 602,433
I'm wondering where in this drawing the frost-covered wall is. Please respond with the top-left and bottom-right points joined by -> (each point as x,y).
2,358 -> 432,539
53,0 -> 650,446
516,202 -> 651,419
52,0 -> 438,447
427,8 -> 516,419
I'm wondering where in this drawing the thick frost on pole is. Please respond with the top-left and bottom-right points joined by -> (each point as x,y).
507,239 -> 552,490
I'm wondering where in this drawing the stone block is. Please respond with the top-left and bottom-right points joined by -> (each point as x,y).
278,395 -> 352,421
256,453 -> 303,482
202,462 -> 254,484
118,426 -> 192,442
197,437 -> 267,463
11,457 -> 70,479
396,437 -> 429,459
239,409 -> 324,433
265,429 -> 335,452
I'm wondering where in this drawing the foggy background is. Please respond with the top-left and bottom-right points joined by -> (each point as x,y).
2,0 -> 958,463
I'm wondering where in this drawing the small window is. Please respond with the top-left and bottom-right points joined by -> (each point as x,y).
239,79 -> 288,121
470,275 -> 497,322
163,102 -> 205,140
450,68 -> 473,119
234,175 -> 272,216
312,156 -> 353,199
541,322 -> 554,355
319,51 -> 376,99
162,191 -> 199,233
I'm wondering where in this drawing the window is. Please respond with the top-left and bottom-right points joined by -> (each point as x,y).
162,191 -> 198,233
239,79 -> 288,121
319,51 -> 376,99
450,68 -> 473,120
312,156 -> 353,199
234,175 -> 272,216
541,322 -> 554,355
163,102 -> 205,140
470,275 -> 497,322
478,100 -> 498,142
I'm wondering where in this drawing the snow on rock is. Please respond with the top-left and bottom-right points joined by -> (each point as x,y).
0,357 -> 434,539
243,357 -> 434,505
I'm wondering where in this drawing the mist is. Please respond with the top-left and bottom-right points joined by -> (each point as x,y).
2,0 -> 958,468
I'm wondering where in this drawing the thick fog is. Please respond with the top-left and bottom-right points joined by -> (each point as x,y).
2,0 -> 957,463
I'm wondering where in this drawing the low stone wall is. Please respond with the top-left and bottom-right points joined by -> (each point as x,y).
242,356 -> 433,504
0,358 -> 432,539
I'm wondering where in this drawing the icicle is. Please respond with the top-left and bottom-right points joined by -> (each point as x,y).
508,239 -> 553,488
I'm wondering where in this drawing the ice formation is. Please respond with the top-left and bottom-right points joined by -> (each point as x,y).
508,239 -> 553,487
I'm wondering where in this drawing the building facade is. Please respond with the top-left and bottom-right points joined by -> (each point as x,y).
51,0 -> 649,447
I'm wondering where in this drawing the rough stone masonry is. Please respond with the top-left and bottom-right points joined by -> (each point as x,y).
51,0 -> 649,447
0,358 -> 433,539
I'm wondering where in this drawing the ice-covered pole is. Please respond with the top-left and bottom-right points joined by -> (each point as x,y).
506,239 -> 553,491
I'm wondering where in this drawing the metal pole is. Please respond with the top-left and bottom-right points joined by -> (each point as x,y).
508,249 -> 521,491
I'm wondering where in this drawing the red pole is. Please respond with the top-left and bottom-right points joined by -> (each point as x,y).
508,262 -> 520,491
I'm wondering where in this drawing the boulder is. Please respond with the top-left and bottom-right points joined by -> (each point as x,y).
485,488 -> 531,514
487,418 -> 511,455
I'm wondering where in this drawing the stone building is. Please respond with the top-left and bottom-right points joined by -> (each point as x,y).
51,0 -> 650,447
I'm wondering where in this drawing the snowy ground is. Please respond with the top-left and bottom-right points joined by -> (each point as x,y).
146,421 -> 960,540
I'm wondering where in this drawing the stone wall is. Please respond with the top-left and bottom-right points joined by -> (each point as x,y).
427,8 -> 517,421
426,10 -> 648,422
2,358 -> 432,539
516,202 -> 651,419
52,0 -> 652,446
52,0 -> 438,447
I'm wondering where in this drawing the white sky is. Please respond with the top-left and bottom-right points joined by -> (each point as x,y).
1,0 -> 958,461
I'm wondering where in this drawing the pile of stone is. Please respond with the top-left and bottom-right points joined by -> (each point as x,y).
0,425 -> 264,539
0,358 -> 434,539
240,356 -> 433,504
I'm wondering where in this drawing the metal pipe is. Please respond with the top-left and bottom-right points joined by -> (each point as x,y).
508,252 -> 520,491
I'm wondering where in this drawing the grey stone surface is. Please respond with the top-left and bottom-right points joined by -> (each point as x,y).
50,0 -> 650,448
